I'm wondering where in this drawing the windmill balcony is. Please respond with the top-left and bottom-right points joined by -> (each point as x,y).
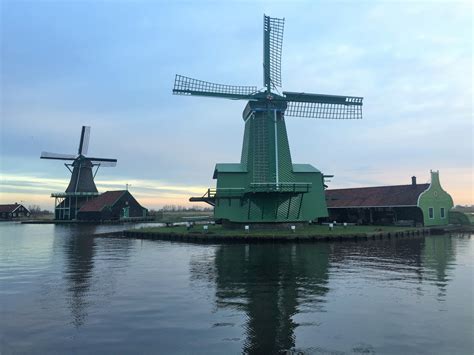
198,183 -> 312,198
51,192 -> 100,198
189,188 -> 245,206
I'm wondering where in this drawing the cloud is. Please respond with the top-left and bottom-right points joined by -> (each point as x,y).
1,0 -> 472,209
0,173 -> 210,210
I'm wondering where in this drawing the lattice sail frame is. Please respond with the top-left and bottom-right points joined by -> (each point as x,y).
173,75 -> 257,99
41,126 -> 118,166
283,92 -> 363,119
40,152 -> 78,160
173,15 -> 363,120
284,101 -> 362,119
263,15 -> 285,89
89,160 -> 117,167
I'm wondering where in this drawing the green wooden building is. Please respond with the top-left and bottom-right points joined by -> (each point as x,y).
417,171 -> 454,226
326,171 -> 454,227
177,15 -> 363,225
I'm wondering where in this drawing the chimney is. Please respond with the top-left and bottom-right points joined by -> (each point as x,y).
411,176 -> 416,186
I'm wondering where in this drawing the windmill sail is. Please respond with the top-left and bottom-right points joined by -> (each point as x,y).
263,15 -> 284,90
283,92 -> 363,119
78,126 -> 91,155
173,75 -> 257,100
41,152 -> 77,160
41,126 -> 117,193
89,157 -> 117,167
90,161 -> 117,167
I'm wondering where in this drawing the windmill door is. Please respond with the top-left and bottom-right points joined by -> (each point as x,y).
122,207 -> 130,218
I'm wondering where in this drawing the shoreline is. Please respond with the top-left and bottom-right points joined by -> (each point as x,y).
117,225 -> 435,243
20,217 -> 155,225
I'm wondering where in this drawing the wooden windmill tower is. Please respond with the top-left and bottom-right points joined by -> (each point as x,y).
41,126 -> 117,220
174,15 -> 363,224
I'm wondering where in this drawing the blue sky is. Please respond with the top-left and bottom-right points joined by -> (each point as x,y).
1,0 -> 472,209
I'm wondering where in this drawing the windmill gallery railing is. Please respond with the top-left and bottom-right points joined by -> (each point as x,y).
190,182 -> 312,208
51,192 -> 100,198
195,183 -> 312,200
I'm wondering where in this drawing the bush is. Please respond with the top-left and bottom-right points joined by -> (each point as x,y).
448,211 -> 471,225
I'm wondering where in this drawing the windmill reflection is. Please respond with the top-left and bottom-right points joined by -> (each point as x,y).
190,236 -> 457,354
192,243 -> 331,354
57,225 -> 133,328
61,225 -> 97,327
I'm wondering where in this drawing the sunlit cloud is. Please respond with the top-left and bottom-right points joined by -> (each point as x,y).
1,0 -> 472,210
0,173 -> 209,210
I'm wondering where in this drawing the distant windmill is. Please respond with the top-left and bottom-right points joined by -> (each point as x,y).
41,126 -> 117,219
174,15 -> 363,224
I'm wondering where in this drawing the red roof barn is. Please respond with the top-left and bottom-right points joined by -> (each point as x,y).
76,190 -> 147,221
325,176 -> 431,225
0,204 -> 31,219
326,183 -> 430,209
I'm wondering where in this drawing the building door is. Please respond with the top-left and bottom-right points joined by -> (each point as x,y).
122,207 -> 130,218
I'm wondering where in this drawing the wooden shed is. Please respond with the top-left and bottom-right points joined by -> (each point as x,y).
76,190 -> 147,221
0,204 -> 31,220
326,171 -> 453,226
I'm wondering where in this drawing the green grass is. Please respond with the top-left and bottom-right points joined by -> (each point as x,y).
136,224 -> 420,237
152,211 -> 213,223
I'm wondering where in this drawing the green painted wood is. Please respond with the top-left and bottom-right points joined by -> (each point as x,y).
175,14 -> 363,223
417,171 -> 454,226
213,106 -> 328,223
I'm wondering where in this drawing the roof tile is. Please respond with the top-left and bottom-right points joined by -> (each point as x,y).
78,191 -> 126,212
0,204 -> 21,213
326,184 -> 430,208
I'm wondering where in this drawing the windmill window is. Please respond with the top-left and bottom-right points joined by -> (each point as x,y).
428,207 -> 434,219
440,207 -> 446,219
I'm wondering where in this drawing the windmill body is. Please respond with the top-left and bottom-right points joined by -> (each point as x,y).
41,126 -> 117,220
174,15 -> 363,224
65,156 -> 98,193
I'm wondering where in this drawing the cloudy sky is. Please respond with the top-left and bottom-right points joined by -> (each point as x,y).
1,0 -> 472,210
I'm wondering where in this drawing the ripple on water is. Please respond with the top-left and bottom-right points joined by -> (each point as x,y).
0,225 -> 472,355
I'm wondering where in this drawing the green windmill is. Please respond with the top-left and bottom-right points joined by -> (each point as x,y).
174,15 -> 363,225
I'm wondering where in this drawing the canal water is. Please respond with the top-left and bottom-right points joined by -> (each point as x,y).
0,222 -> 472,354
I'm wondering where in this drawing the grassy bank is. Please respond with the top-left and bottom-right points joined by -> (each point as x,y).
136,224 -> 420,237
152,211 -> 213,224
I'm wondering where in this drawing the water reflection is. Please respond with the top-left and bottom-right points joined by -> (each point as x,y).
191,236 -> 458,354
0,222 -> 470,354
54,225 -> 133,328
61,226 -> 97,327
422,236 -> 456,300
330,237 -> 426,285
192,244 -> 331,354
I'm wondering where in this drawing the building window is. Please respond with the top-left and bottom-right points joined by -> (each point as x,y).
428,207 -> 434,219
440,207 -> 445,219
